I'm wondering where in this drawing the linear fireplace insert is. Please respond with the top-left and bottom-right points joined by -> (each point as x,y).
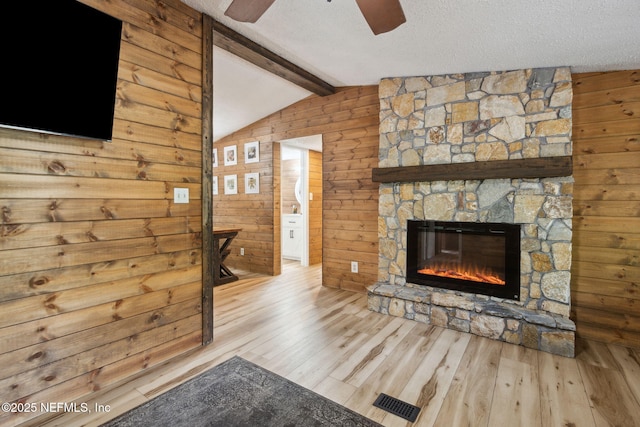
407,220 -> 521,300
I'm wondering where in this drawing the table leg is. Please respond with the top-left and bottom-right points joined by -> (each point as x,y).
213,231 -> 240,286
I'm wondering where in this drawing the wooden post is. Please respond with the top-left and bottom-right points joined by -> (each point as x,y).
201,13 -> 214,345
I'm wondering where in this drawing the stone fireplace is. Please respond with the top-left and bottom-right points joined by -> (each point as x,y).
368,68 -> 576,357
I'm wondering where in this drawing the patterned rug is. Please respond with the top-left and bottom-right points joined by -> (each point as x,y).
101,356 -> 382,426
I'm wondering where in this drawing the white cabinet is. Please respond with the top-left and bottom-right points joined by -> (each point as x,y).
282,214 -> 303,260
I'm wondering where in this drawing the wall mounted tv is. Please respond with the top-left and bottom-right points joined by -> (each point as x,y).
0,1 -> 122,142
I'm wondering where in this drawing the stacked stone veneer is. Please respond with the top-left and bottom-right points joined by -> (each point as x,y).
368,68 -> 576,357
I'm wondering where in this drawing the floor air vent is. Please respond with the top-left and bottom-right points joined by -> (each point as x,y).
373,393 -> 420,422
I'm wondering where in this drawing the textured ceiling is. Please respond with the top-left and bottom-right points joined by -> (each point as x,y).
213,47 -> 311,142
181,0 -> 640,141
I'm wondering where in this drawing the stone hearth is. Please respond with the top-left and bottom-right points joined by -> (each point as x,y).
368,68 -> 576,357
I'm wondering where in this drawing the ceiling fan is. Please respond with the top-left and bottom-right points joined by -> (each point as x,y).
224,0 -> 406,35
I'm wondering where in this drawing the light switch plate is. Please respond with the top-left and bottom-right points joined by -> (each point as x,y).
174,188 -> 189,203
351,261 -> 358,273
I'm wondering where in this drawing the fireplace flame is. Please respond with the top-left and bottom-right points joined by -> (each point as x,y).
418,262 -> 505,285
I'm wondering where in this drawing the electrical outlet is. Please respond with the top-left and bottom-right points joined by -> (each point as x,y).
240,248 -> 245,256
173,188 -> 189,204
351,261 -> 358,273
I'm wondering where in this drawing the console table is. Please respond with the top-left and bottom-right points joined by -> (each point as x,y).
213,227 -> 242,286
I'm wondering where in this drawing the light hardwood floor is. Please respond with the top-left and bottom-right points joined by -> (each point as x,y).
28,262 -> 640,427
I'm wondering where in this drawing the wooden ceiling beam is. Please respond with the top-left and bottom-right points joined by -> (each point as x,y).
212,19 -> 335,97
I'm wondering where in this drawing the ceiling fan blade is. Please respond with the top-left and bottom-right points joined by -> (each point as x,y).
224,0 -> 276,23
355,0 -> 406,35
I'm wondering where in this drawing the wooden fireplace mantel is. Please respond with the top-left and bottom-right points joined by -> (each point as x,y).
371,156 -> 573,183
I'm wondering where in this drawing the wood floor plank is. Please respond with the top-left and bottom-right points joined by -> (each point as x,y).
330,316 -> 416,388
314,375 -> 358,405
384,328 -> 471,427
576,338 -> 623,369
346,324 -> 442,422
488,347 -> 542,427
252,293 -> 364,362
433,336 -> 502,427
260,314 -> 358,377
608,344 -> 640,406
578,361 -> 640,427
538,352 -> 597,427
368,325 -> 445,410
287,330 -> 369,389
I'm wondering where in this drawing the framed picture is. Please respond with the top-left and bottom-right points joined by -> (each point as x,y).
212,148 -> 218,168
224,145 -> 237,166
224,174 -> 237,195
244,141 -> 259,163
245,172 -> 259,194
212,176 -> 218,195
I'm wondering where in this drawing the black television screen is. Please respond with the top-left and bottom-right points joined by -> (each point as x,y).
0,1 -> 122,141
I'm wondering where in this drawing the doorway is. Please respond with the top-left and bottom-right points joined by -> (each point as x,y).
280,136 -> 322,267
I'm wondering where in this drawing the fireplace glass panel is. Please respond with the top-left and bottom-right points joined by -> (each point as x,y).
407,221 -> 520,300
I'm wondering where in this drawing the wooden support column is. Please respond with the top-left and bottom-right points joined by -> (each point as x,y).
202,13 -> 214,345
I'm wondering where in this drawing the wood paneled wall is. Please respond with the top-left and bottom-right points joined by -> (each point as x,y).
308,149 -> 322,265
213,141 -> 280,275
571,70 -> 640,348
216,86 -> 379,292
0,1 -> 204,424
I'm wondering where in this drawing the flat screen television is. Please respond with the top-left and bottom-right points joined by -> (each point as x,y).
0,1 -> 122,141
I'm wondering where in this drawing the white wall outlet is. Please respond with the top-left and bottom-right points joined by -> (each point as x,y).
174,187 -> 189,203
309,192 -> 313,201
240,248 -> 245,256
351,261 -> 358,273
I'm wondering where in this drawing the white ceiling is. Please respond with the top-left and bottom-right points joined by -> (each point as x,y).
180,0 -> 640,142
212,46 -> 312,141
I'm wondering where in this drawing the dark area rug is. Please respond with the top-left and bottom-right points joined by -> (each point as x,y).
101,356 -> 382,427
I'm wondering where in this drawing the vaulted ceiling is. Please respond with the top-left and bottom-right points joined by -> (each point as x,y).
180,0 -> 640,141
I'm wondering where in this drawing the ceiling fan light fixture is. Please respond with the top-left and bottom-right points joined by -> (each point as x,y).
224,0 -> 276,23
355,0 -> 406,35
224,0 -> 406,36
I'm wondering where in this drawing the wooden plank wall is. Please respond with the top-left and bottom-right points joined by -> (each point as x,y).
273,143 -> 282,275
213,141 -> 280,275
309,149 -> 323,265
216,86 -> 379,292
0,0 -> 204,424
571,70 -> 640,348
